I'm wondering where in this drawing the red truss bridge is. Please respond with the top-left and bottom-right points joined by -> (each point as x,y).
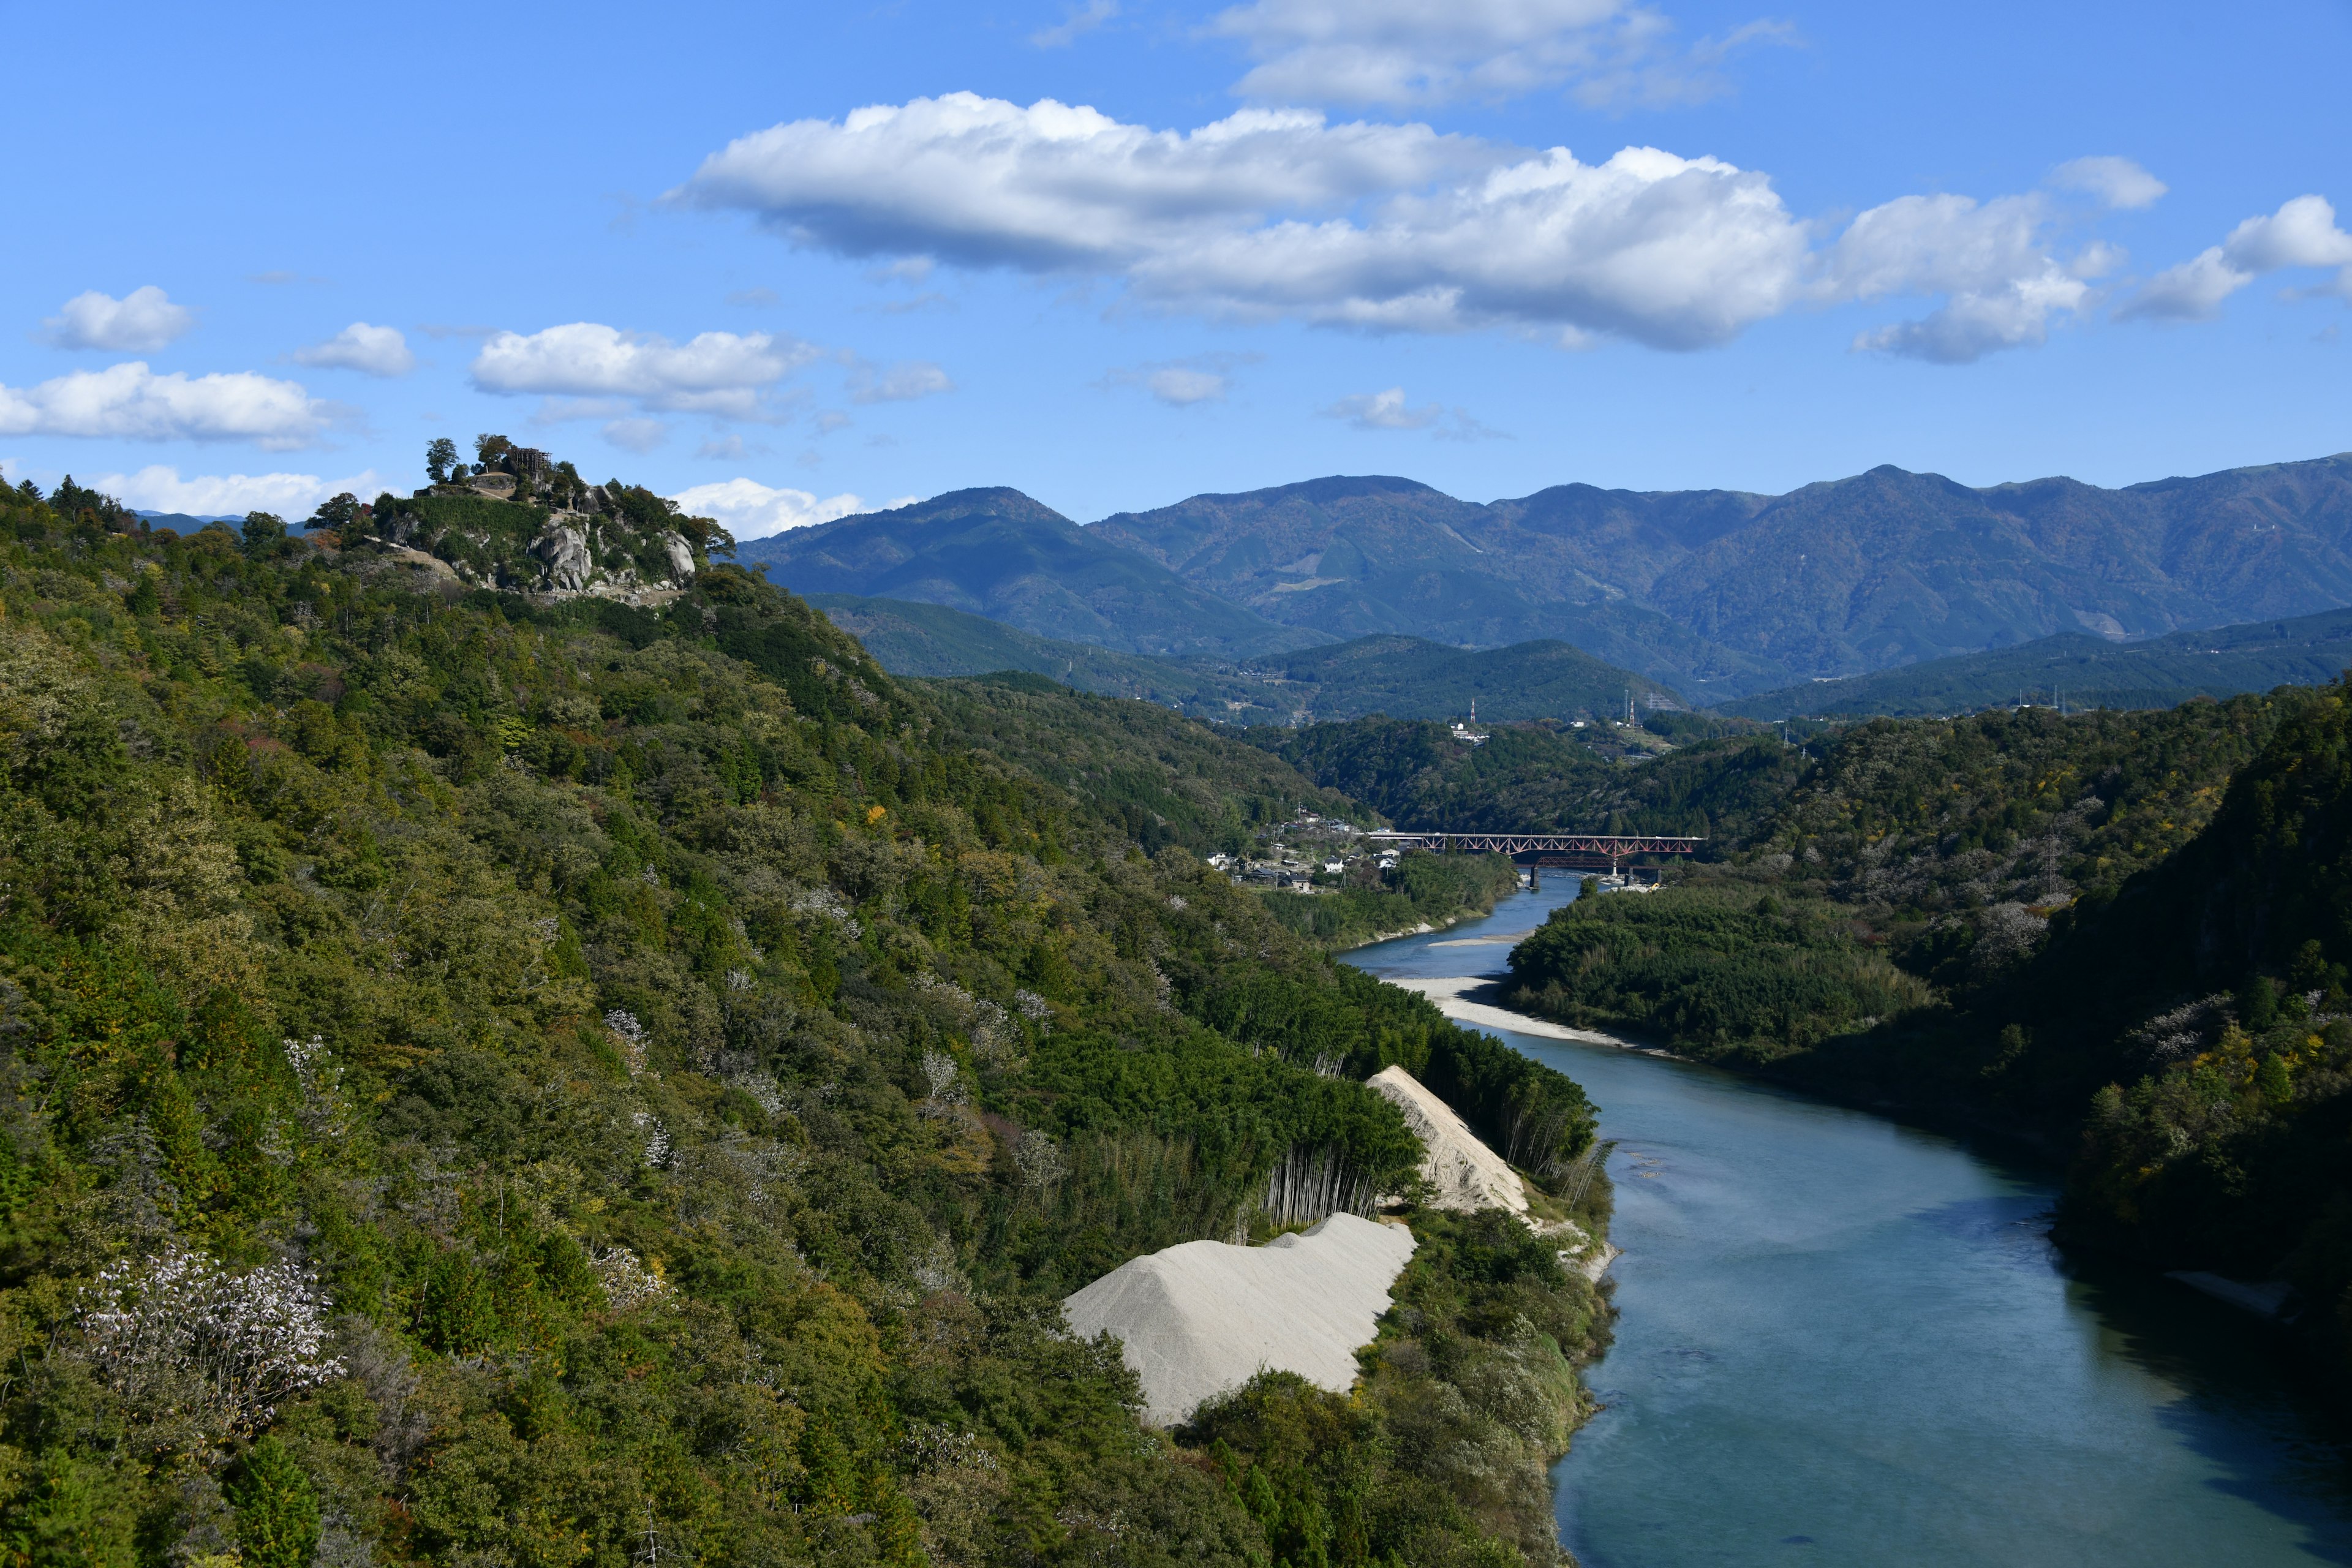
1365,830 -> 1703,875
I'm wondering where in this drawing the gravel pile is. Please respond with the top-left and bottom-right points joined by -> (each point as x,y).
1061,1212 -> 1417,1427
1368,1064 -> 1529,1214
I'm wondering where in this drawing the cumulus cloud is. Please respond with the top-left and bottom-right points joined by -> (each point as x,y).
2049,156 -> 2166,210
40,287 -> 195,352
669,477 -> 870,539
1852,268 -> 2090,363
846,360 -> 954,402
89,465 -> 394,518
681,95 -> 2178,360
472,322 -> 820,418
0,363 -> 328,448
674,94 -> 1490,271
2120,194 -> 2352,322
1207,0 -> 1784,108
680,99 -> 1811,349
292,322 -> 415,377
1823,191 -> 2099,362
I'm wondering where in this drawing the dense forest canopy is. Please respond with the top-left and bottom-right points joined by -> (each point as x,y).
0,465 -> 1610,1568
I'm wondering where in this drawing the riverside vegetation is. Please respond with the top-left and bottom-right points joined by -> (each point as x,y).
0,456 -> 1610,1568
1380,688 -> 2352,1385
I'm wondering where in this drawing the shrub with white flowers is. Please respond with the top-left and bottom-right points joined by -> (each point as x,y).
77,1245 -> 342,1438
631,1109 -> 670,1167
605,1008 -> 649,1076
590,1245 -> 673,1311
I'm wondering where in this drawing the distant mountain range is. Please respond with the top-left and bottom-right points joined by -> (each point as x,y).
811,593 -> 1680,725
742,453 -> 2352,701
134,509 -> 242,530
1719,605 -> 2352,720
739,489 -> 1321,659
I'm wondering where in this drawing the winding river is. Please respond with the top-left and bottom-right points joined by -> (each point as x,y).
1344,881 -> 2352,1567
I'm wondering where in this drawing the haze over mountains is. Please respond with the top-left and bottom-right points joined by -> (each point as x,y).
741,454 -> 2352,701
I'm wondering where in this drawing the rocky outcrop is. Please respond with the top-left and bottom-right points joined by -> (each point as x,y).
1061,1213 -> 1416,1427
661,530 -> 695,584
532,522 -> 594,592
1369,1065 -> 1529,1215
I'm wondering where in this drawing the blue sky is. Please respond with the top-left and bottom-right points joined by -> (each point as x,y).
3,0 -> 2347,537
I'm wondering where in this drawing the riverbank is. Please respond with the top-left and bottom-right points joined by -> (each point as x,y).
1340,889 -> 2352,1566
1261,851 -> 1522,951
1392,974 -> 1681,1058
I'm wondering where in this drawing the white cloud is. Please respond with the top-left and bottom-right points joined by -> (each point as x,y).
2121,194 -> 2352,322
603,418 -> 669,451
2049,156 -> 2166,210
292,322 -> 415,377
846,360 -> 954,403
682,99 -> 1807,349
674,94 -> 1490,271
40,286 -> 195,352
0,363 -> 328,448
1852,266 -> 2089,364
1033,0 -> 1117,47
1823,192 -> 2097,361
471,322 -> 820,418
1207,0 -> 1781,108
1138,143 -> 1812,347
679,94 -> 2176,360
1324,386 -> 1441,428
88,465 -> 394,518
670,477 -> 869,539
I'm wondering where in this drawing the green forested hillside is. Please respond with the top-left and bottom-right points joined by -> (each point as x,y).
809,595 -> 1264,715
1500,685 -> 2352,1374
1259,718 -> 1798,845
737,491 -> 1319,660
1507,696 -> 2302,1064
1717,605 -> 2352,721
1233,636 -> 1681,724
0,480 -> 1607,1566
812,596 -> 1679,729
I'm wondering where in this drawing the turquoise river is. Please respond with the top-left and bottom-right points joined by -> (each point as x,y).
1344,880 -> 2352,1566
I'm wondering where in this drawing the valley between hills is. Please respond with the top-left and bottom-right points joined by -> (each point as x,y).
14,434 -> 2352,1567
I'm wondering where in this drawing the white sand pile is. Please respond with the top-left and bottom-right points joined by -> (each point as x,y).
1370,1065 -> 1616,1280
1368,1065 -> 1528,1215
1061,1213 -> 1417,1427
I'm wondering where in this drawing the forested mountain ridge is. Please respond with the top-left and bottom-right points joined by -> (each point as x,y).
815,593 -> 1683,726
737,490 -> 1322,660
1259,720 -> 1795,845
0,472 -> 1611,1567
1095,454 -> 2352,696
1721,605 -> 2352,721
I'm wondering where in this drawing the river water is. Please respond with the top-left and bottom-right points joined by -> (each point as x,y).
1343,881 -> 2352,1567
